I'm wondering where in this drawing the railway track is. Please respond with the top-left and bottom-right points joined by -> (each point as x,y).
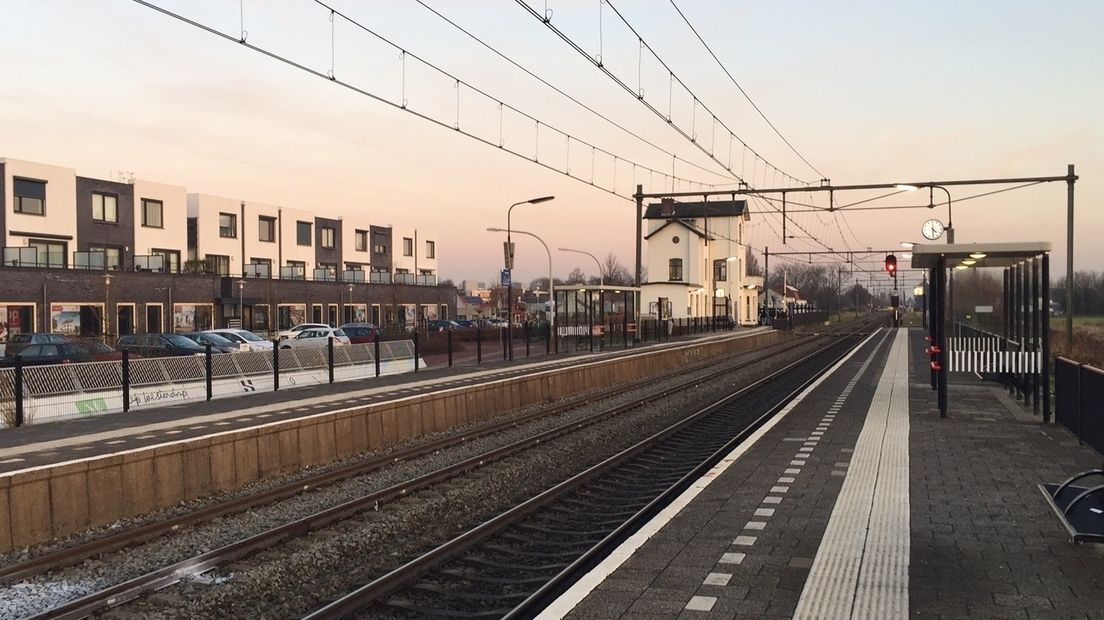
307,322 -> 882,619
11,320 -> 878,619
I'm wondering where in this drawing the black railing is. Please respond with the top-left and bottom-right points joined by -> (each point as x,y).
1055,357 -> 1104,456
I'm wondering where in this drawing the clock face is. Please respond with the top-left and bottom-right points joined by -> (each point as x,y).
922,218 -> 945,240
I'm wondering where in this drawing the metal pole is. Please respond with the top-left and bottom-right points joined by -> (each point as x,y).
122,350 -> 130,413
1022,259 -> 1030,404
1032,257 -> 1040,414
1066,164 -> 1075,343
205,343 -> 213,400
938,257 -> 948,417
447,329 -> 453,367
413,331 -> 420,372
635,184 -> 643,287
327,336 -> 334,384
476,326 -> 482,364
14,357 -> 24,428
1042,253 -> 1052,423
272,340 -> 280,391
374,337 -> 381,377
1003,268 -> 1010,391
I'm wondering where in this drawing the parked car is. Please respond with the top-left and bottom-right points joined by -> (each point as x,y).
0,339 -> 113,364
338,323 -> 381,344
204,329 -> 274,351
276,323 -> 331,341
3,333 -> 73,360
70,339 -> 130,361
116,333 -> 212,357
278,327 -> 350,349
426,319 -> 461,332
179,332 -> 241,353
454,320 -> 480,329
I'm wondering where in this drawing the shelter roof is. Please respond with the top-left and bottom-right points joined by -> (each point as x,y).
909,242 -> 1051,269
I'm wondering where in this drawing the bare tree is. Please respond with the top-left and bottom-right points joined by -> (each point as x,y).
745,248 -> 762,276
601,252 -> 634,286
565,267 -> 587,284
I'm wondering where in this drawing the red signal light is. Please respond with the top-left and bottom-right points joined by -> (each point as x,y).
885,254 -> 897,276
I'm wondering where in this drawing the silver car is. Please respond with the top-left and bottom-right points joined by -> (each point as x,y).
278,327 -> 351,349
204,329 -> 274,352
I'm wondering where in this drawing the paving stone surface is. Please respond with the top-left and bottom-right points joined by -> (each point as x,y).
562,328 -> 1104,619
566,329 -> 894,618
908,330 -> 1104,620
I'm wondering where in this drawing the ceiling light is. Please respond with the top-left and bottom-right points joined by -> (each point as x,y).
969,252 -> 986,259
954,265 -> 969,270
961,259 -> 976,266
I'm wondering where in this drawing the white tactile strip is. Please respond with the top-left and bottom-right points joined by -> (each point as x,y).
793,328 -> 909,619
534,329 -> 887,620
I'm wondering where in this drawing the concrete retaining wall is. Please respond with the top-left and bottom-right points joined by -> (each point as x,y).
0,330 -> 782,552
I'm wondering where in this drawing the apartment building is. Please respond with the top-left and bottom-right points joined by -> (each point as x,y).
0,156 -> 451,344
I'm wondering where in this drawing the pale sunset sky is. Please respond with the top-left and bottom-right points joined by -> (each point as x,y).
1,1 -> 1099,286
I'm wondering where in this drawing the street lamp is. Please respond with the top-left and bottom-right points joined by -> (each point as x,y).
103,273 -> 112,342
558,247 -> 603,286
488,227 -> 555,351
506,195 -> 554,360
346,284 -> 354,323
237,280 -> 245,329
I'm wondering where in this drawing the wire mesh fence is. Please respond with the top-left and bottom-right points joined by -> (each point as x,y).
0,339 -> 419,428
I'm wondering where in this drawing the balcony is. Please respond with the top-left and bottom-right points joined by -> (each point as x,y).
343,269 -> 366,283
244,263 -> 271,278
280,265 -> 306,280
416,274 -> 437,286
134,255 -> 168,273
313,268 -> 337,282
3,247 -> 41,268
394,272 -> 415,285
370,271 -> 392,284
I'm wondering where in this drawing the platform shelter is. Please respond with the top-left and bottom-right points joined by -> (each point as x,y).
554,286 -> 641,353
911,242 -> 1052,419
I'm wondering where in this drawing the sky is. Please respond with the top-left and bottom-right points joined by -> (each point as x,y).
1,0 -> 1100,287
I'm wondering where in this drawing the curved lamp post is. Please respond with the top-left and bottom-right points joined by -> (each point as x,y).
488,227 -> 555,352
505,195 -> 554,360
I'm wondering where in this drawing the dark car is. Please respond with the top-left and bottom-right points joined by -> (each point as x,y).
116,333 -> 211,358
179,332 -> 241,353
454,320 -> 480,329
426,319 -> 461,332
339,323 -> 381,344
0,341 -> 93,367
3,333 -> 73,360
71,339 -> 130,361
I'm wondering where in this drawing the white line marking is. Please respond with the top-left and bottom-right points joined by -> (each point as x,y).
536,328 -> 884,620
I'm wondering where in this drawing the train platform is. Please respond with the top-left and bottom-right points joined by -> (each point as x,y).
0,328 -> 772,475
549,327 -> 1104,619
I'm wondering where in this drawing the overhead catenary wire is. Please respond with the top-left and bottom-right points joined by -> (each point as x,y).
667,0 -> 826,180
514,0 -> 808,186
412,0 -> 734,185
131,0 -> 721,203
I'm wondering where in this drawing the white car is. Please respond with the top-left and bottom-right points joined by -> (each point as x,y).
278,327 -> 351,349
276,323 -> 330,341
204,329 -> 274,352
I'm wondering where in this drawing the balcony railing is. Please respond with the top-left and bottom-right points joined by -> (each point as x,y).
134,255 -> 168,273
280,265 -> 306,280
1,253 -> 444,287
244,263 -> 271,278
313,268 -> 337,282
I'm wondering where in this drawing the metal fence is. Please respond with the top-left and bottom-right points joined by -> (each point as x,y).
1055,357 -> 1104,456
0,339 -> 418,428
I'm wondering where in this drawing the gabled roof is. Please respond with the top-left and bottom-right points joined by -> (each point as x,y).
644,219 -> 707,241
644,198 -> 747,220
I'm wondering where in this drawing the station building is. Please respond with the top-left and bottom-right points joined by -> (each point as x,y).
642,198 -> 762,326
0,156 -> 453,344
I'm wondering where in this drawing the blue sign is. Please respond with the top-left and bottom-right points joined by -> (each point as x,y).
501,269 -> 511,288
